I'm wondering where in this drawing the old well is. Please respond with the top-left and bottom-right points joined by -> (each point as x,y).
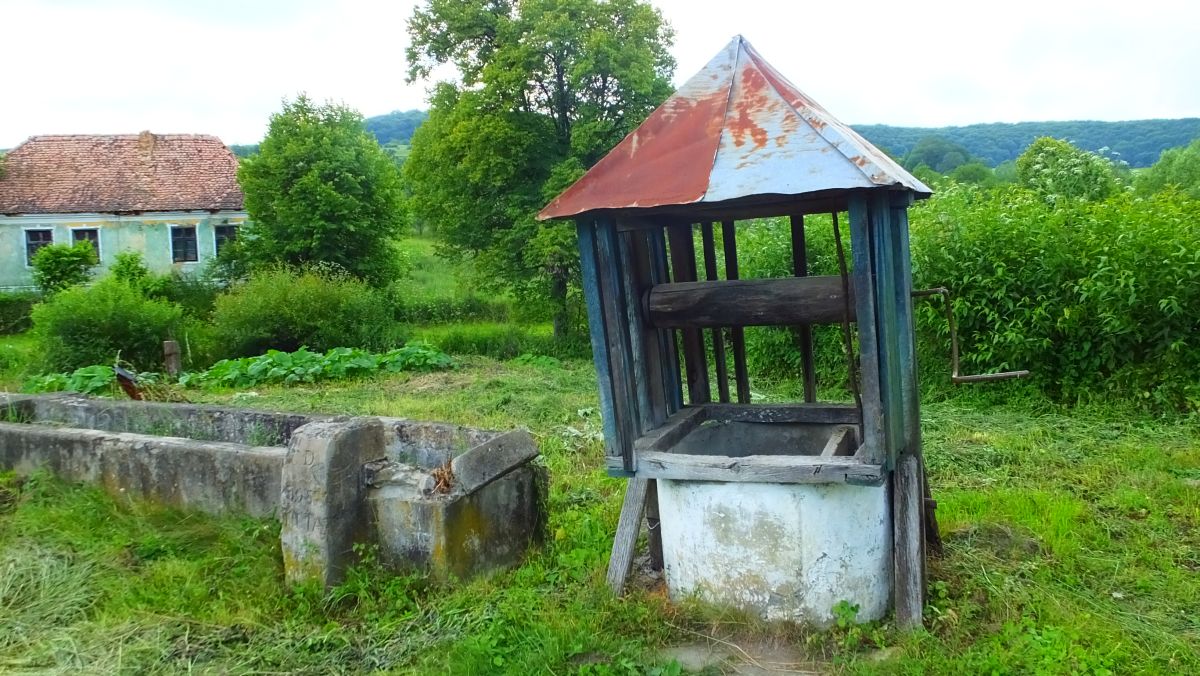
538,35 -> 935,625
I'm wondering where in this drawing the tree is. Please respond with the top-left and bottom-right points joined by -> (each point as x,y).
237,95 -> 405,286
404,0 -> 675,337
1136,138 -> 1200,199
1016,137 -> 1120,204
902,135 -> 975,173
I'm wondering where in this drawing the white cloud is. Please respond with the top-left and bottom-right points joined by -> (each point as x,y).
1,0 -> 1197,147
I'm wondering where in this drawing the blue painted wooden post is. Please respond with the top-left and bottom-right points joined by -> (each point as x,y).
618,229 -> 655,434
576,220 -> 623,471
890,193 -> 920,455
871,192 -> 904,468
848,193 -> 884,464
595,218 -> 639,473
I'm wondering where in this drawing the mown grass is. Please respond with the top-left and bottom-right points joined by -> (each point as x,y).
3,351 -> 1198,673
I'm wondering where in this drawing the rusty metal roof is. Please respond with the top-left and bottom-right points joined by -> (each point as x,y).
538,35 -> 930,221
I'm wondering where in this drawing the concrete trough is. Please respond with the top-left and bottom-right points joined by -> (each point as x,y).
0,394 -> 546,588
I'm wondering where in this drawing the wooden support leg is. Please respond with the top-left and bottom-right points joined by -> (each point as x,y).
645,479 -> 664,572
893,453 -> 925,630
607,478 -> 650,595
919,455 -> 944,557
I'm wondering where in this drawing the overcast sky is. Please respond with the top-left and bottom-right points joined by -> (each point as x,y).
2,0 -> 1197,148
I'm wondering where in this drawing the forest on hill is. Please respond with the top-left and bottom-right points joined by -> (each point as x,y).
854,118 -> 1200,168
227,112 -> 1198,170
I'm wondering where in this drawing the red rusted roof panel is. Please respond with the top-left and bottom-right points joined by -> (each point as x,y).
538,36 -> 930,221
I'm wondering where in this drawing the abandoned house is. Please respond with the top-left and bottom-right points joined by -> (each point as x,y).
0,132 -> 246,289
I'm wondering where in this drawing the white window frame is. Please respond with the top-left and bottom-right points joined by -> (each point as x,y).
169,224 -> 199,263
22,227 -> 55,267
69,226 -> 102,261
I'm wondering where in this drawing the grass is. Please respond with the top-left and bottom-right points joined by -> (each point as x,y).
1,233 -> 1197,672
3,352 -> 1198,673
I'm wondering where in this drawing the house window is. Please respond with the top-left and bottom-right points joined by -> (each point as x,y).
72,228 -> 100,257
171,226 -> 198,262
214,224 -> 238,256
25,230 -> 53,265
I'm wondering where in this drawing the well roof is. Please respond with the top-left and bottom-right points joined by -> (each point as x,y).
539,35 -> 930,220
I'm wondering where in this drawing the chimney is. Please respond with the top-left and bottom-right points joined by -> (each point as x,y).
138,130 -> 156,154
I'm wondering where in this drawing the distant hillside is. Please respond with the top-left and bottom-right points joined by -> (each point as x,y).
365,110 -> 428,146
853,119 -> 1200,168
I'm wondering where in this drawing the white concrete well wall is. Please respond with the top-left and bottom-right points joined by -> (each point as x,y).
656,479 -> 891,625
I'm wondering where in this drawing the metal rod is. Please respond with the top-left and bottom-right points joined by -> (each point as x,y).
911,287 -> 1030,384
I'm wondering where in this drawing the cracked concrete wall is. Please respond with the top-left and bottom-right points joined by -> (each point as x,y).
656,479 -> 891,625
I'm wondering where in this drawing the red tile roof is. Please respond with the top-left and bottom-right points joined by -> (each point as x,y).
0,132 -> 244,214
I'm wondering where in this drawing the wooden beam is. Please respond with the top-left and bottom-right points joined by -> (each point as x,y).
646,277 -> 856,328
633,406 -> 706,453
700,222 -> 730,403
576,222 -> 623,468
893,453 -> 925,629
701,402 -> 861,425
819,425 -> 857,457
606,477 -> 651,595
595,219 -> 638,472
848,194 -> 884,465
790,214 -> 817,402
721,220 -> 751,403
666,224 -> 710,404
637,451 -> 884,485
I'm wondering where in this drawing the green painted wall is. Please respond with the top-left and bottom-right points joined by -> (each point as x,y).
0,211 -> 246,289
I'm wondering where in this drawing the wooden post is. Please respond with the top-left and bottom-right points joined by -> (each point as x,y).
893,452 -> 925,629
645,479 -> 664,572
700,223 -> 730,403
577,221 -> 625,474
790,215 -> 817,402
720,220 -> 751,403
606,478 -> 651,594
848,195 -> 883,463
163,340 -> 181,377
666,224 -> 710,404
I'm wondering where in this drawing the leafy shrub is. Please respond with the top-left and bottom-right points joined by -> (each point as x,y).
23,365 -> 116,396
910,184 -> 1200,410
109,251 -> 152,288
1016,137 -> 1121,204
108,252 -> 219,318
179,343 -> 454,389
30,242 -> 98,295
0,291 -> 40,334
1136,138 -> 1200,200
209,267 -> 401,358
30,278 -> 183,371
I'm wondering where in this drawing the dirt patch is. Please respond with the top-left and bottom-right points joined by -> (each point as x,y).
661,637 -> 823,675
946,522 -> 1042,560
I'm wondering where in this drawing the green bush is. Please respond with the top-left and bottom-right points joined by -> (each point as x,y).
412,322 -> 588,360
209,267 -> 401,358
30,242 -> 98,295
0,291 -> 40,334
31,278 -> 183,371
910,184 -> 1200,410
108,252 -> 219,318
390,293 -> 511,324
